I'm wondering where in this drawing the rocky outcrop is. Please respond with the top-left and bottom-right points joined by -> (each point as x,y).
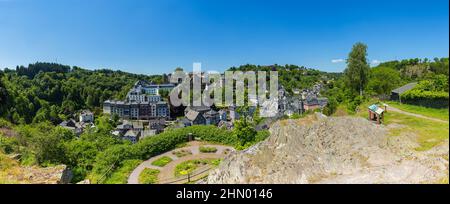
16,165 -> 73,184
207,116 -> 449,184
1,153 -> 73,184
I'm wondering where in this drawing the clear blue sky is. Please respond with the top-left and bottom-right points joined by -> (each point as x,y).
0,0 -> 448,74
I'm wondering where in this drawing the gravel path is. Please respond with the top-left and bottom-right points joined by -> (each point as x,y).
127,142 -> 234,184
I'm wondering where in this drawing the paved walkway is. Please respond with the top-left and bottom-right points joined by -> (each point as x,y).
387,106 -> 448,123
128,142 -> 234,184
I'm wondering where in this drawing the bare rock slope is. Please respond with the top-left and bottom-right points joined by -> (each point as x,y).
207,115 -> 448,184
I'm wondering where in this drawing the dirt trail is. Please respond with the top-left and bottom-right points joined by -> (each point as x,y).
387,106 -> 448,123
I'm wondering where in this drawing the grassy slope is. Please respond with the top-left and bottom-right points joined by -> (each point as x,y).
386,101 -> 449,121
351,100 -> 449,151
0,152 -> 20,184
103,159 -> 142,184
384,111 -> 449,151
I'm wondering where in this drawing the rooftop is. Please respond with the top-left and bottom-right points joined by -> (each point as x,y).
186,110 -> 200,121
391,83 -> 418,94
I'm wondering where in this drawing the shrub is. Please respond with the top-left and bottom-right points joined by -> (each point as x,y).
151,156 -> 173,167
174,159 -> 210,177
0,136 -> 17,154
199,146 -> 217,153
401,76 -> 449,108
255,130 -> 270,142
210,159 -> 222,166
139,168 -> 160,184
172,149 -> 192,158
0,118 -> 12,128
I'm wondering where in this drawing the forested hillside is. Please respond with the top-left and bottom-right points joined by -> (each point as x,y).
0,63 -> 166,124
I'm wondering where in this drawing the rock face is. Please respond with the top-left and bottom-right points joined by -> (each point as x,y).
0,153 -> 73,184
18,165 -> 73,184
207,116 -> 448,184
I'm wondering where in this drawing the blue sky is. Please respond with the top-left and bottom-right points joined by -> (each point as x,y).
0,0 -> 448,74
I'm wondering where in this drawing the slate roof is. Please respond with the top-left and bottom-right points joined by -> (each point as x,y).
132,121 -> 144,129
80,110 -> 93,116
186,110 -> 200,121
203,110 -> 218,117
185,105 -> 211,113
124,130 -> 139,138
305,97 -> 319,106
391,83 -> 418,94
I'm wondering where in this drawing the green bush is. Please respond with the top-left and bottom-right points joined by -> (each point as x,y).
174,159 -> 211,177
0,136 -> 17,154
138,168 -> 160,184
0,118 -> 12,128
401,76 -> 449,108
151,156 -> 173,167
199,146 -> 217,153
255,130 -> 270,142
172,149 -> 192,158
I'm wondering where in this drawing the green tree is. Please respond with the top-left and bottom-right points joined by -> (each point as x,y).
233,117 -> 257,146
323,97 -> 338,116
64,139 -> 98,181
367,66 -> 401,97
0,72 -> 8,114
344,42 -> 370,96
29,124 -> 74,165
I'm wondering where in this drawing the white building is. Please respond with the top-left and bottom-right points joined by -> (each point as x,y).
79,110 -> 94,123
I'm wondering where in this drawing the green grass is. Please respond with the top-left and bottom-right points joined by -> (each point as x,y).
384,111 -> 449,151
199,146 -> 218,153
151,156 -> 173,167
138,168 -> 160,184
386,101 -> 449,121
350,99 -> 449,152
104,159 -> 142,184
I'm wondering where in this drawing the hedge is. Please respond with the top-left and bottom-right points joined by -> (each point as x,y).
401,89 -> 449,108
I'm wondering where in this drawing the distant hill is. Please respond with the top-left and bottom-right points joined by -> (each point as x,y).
0,62 -> 166,124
